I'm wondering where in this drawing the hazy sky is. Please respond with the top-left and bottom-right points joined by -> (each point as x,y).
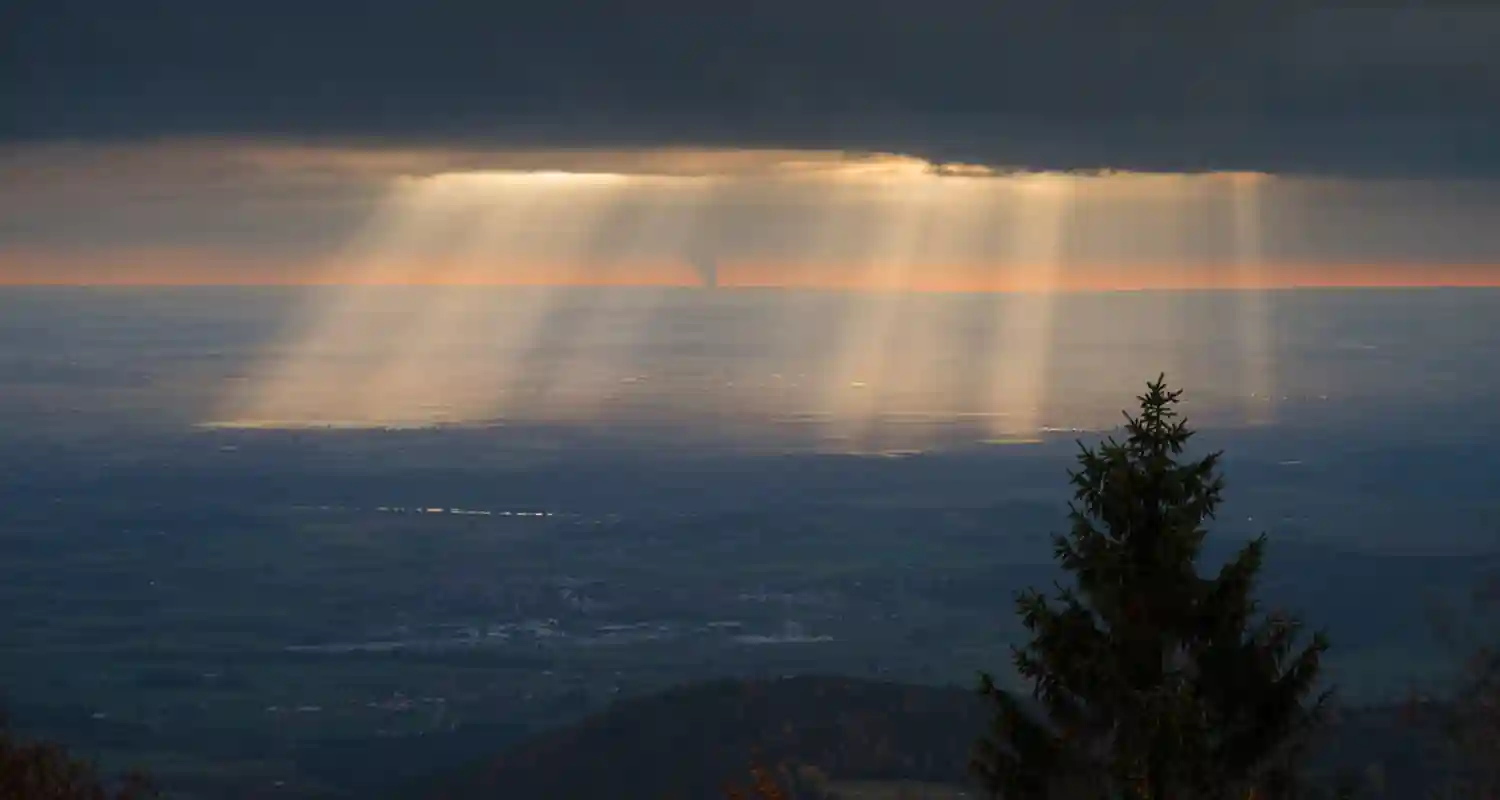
3,2 -> 1498,287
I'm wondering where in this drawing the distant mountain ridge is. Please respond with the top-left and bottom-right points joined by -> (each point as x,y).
399,676 -> 984,799
397,675 -> 1453,800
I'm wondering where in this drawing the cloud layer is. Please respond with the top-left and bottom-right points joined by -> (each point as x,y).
5,2 -> 1500,177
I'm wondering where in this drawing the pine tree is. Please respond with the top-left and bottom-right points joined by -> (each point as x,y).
0,717 -> 158,800
972,376 -> 1331,800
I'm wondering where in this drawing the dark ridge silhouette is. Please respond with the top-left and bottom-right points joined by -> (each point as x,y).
398,676 -> 987,800
394,675 -> 1446,800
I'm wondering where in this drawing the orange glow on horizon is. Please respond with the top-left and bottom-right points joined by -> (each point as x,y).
0,247 -> 1497,291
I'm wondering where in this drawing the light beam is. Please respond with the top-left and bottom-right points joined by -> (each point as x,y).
210,152 -> 1292,445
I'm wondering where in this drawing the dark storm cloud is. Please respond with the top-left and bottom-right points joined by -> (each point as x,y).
3,1 -> 1499,177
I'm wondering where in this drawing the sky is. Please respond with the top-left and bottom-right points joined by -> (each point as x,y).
3,1 -> 1499,289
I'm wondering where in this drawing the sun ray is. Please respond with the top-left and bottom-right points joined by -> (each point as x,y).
215,178 -> 468,426
1231,174 -> 1276,425
351,180 -> 543,425
538,178 -> 719,423
903,177 -> 998,439
456,173 -> 635,423
984,174 -> 1072,440
217,172 -> 639,426
207,152 -> 1298,442
819,175 -> 943,450
1154,183 -> 1194,391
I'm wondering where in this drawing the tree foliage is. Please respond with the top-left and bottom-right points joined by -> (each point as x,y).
0,719 -> 157,800
724,758 -> 840,800
972,376 -> 1332,799
725,762 -> 791,800
1425,573 -> 1500,799
1453,642 -> 1500,799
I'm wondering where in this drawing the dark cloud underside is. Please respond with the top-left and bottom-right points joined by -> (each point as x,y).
4,1 -> 1499,177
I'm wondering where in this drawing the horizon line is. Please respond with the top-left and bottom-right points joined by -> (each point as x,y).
4,280 -> 1498,293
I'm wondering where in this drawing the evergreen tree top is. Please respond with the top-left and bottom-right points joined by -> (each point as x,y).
974,375 -> 1331,800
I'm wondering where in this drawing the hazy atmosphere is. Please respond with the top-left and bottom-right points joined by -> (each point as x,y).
2,3 -> 1498,799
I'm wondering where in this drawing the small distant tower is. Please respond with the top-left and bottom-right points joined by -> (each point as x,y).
687,246 -> 718,289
